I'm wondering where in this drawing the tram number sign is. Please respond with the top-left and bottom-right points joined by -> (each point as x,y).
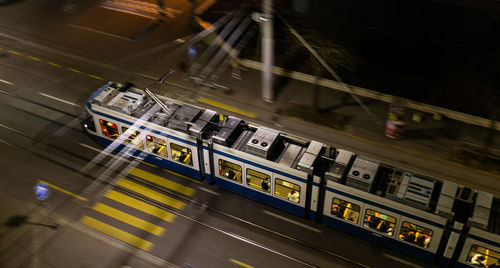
34,182 -> 51,201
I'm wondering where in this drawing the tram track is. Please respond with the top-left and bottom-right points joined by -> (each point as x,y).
0,89 -> 370,267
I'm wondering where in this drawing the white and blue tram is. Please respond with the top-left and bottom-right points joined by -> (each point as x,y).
83,81 -> 500,267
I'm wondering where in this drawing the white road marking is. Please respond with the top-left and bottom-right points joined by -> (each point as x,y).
68,24 -> 134,41
0,79 -> 14,85
79,143 -> 102,153
383,253 -> 424,268
262,210 -> 322,233
39,92 -> 79,107
198,186 -> 220,196
175,38 -> 185,43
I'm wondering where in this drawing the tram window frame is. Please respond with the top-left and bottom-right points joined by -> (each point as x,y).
246,168 -> 271,193
274,178 -> 301,203
466,245 -> 500,267
121,127 -> 144,149
170,142 -> 193,166
218,159 -> 242,183
99,119 -> 119,139
145,135 -> 168,158
363,209 -> 396,236
331,197 -> 360,223
397,221 -> 433,248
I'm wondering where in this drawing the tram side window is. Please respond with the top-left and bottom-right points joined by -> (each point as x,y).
246,169 -> 271,193
170,143 -> 193,166
398,221 -> 433,248
219,159 -> 242,183
121,127 -> 144,149
275,178 -> 300,203
146,135 -> 167,157
466,245 -> 500,267
99,119 -> 119,139
363,209 -> 396,236
331,198 -> 360,223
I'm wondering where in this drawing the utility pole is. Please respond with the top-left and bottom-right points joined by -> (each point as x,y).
261,0 -> 274,103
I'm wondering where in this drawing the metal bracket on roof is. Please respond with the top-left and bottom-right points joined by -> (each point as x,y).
144,69 -> 176,114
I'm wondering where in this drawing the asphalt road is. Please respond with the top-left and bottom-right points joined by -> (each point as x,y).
0,1 -> 484,268
0,54 -> 434,268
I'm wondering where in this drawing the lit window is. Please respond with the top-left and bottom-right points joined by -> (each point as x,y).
331,198 -> 360,223
146,135 -> 167,157
363,209 -> 396,236
219,159 -> 242,183
99,119 -> 119,139
398,221 -> 433,248
466,245 -> 500,267
275,178 -> 300,203
170,143 -> 193,166
121,127 -> 143,149
246,169 -> 271,192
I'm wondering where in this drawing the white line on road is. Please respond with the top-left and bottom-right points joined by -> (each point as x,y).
262,210 -> 322,233
39,92 -> 79,107
68,24 -> 134,41
0,79 -> 14,85
175,38 -> 185,43
383,253 -> 424,268
198,186 -> 220,196
79,143 -> 102,153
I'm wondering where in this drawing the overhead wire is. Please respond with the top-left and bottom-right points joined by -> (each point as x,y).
275,12 -> 382,126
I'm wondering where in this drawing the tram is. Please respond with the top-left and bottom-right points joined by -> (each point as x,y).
83,81 -> 500,267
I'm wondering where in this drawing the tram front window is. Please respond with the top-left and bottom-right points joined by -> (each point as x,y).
363,209 -> 396,236
99,119 -> 119,139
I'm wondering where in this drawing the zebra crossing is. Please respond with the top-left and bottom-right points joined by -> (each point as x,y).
80,167 -> 194,251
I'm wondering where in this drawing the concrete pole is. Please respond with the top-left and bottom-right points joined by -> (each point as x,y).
261,0 -> 274,103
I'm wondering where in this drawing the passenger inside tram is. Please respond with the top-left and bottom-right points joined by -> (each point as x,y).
471,253 -> 487,267
225,169 -> 237,180
288,190 -> 300,203
401,231 -> 416,242
379,221 -> 393,234
367,216 -> 381,229
261,178 -> 270,192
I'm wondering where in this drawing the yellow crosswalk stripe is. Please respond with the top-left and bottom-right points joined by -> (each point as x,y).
105,190 -> 176,222
92,203 -> 165,236
229,258 -> 254,268
117,179 -> 186,210
130,168 -> 195,196
80,216 -> 153,251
